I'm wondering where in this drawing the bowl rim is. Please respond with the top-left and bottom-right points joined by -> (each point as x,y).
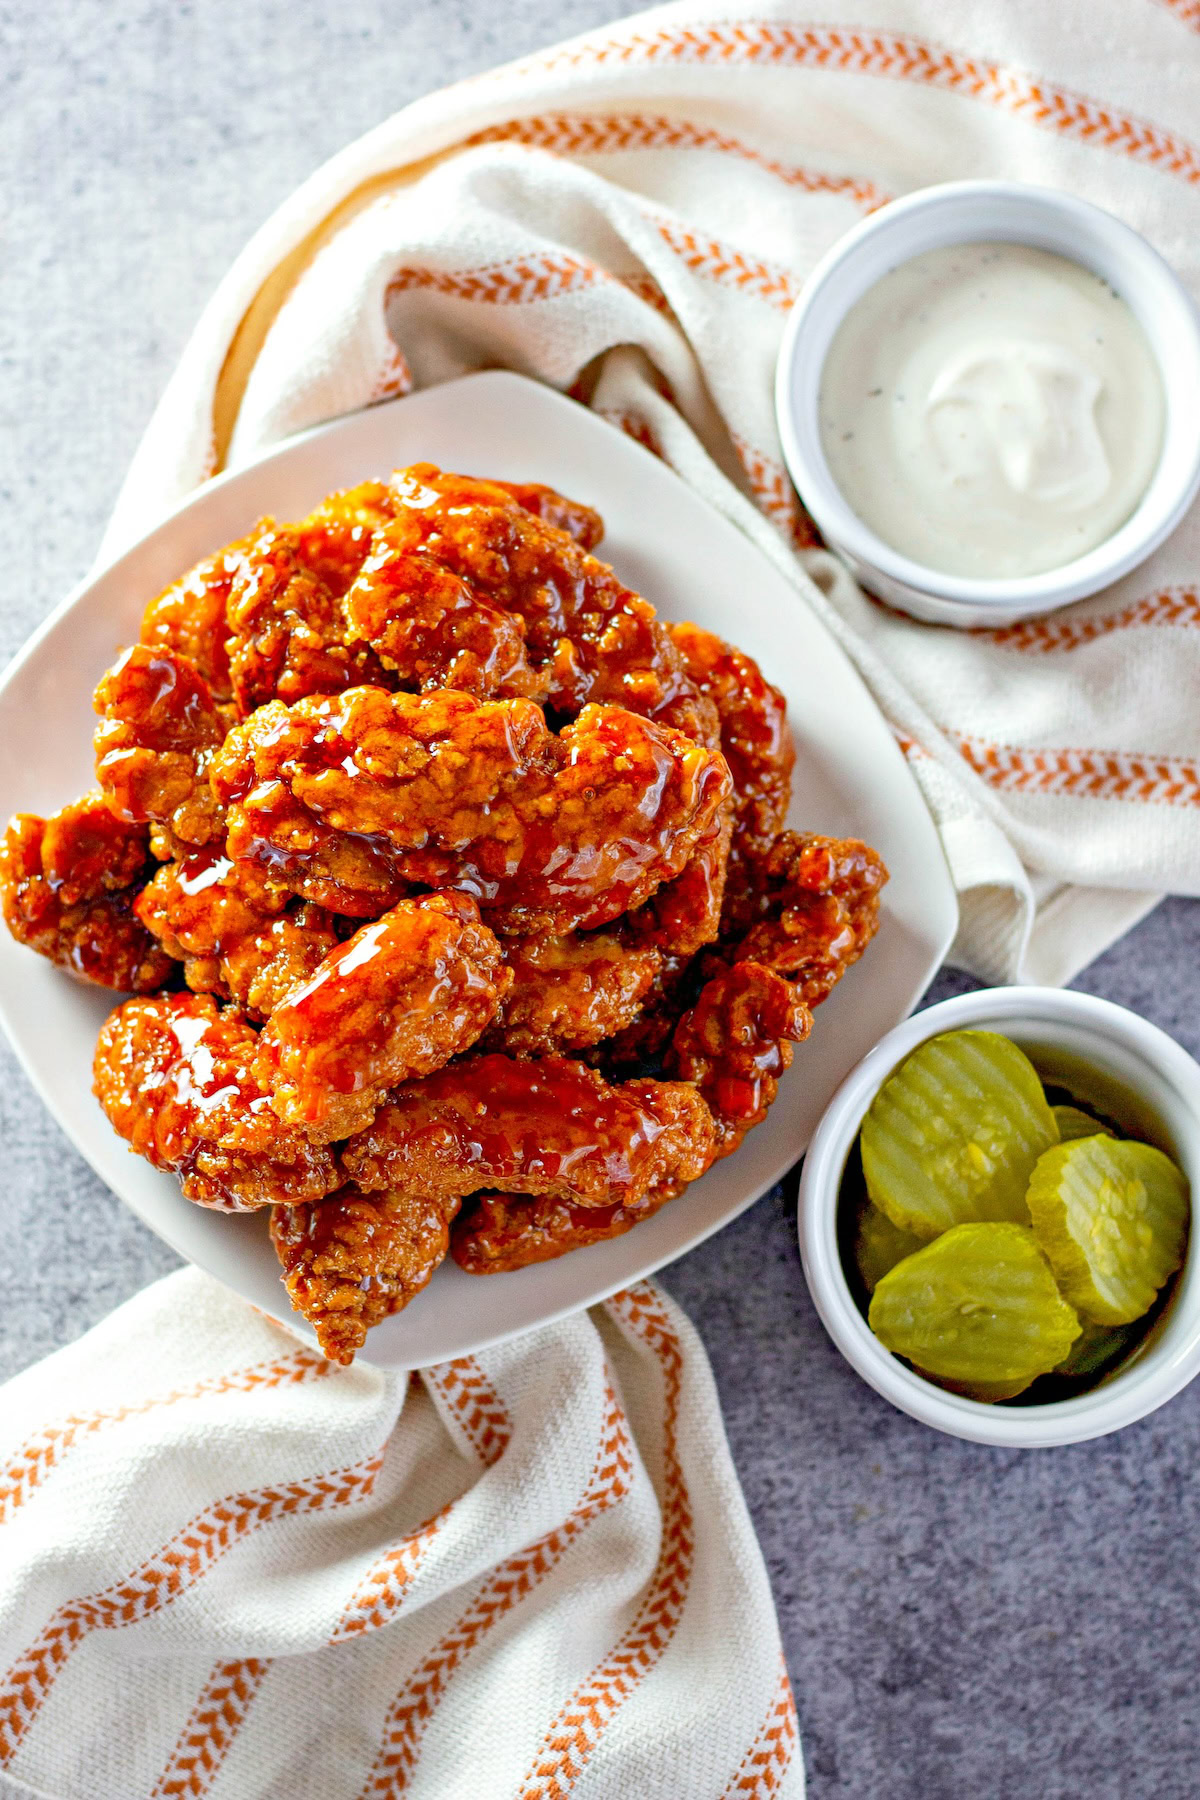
796,985 -> 1200,1447
775,178 -> 1200,617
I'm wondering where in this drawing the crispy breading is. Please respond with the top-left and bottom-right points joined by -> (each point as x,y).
254,892 -> 510,1143
93,992 -> 339,1211
212,687 -> 731,930
0,796 -> 174,991
94,644 -> 227,848
344,466 -> 717,743
484,929 -> 662,1054
669,621 -> 794,849
342,1053 -> 715,1212
451,1186 -> 677,1275
718,830 -> 888,1007
224,522 -> 392,716
135,847 -> 340,1018
270,1187 -> 458,1365
666,960 -> 812,1154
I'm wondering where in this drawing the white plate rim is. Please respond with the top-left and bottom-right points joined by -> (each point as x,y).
0,371 -> 958,1365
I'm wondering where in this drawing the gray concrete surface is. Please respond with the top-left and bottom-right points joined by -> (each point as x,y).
2,4 -> 1198,1795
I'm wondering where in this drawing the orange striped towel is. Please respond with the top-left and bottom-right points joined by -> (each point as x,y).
99,0 -> 1200,985
0,1270 -> 798,1799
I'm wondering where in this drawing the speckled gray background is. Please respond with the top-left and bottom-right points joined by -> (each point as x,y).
3,4 -> 1199,1795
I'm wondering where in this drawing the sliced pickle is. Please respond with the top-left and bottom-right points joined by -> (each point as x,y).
861,1030 -> 1059,1239
1052,1104 -> 1112,1143
1026,1137 -> 1189,1325
867,1222 -> 1080,1385
1053,1318 -> 1141,1380
852,1200 -> 925,1293
917,1370 -> 1036,1404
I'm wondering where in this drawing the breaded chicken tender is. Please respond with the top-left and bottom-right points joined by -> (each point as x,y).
719,831 -> 888,1007
484,929 -> 663,1054
254,892 -> 510,1142
666,960 -> 812,1154
345,466 -> 716,743
270,1187 -> 458,1365
94,644 -> 227,849
0,795 -> 174,991
342,1053 -> 715,1213
212,687 -> 731,931
93,992 -> 339,1211
136,847 -> 340,1018
669,621 -> 794,850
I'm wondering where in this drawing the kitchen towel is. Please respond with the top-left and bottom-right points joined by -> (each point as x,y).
99,0 -> 1200,986
0,1270 -> 799,1799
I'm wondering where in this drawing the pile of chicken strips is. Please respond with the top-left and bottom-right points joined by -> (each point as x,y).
0,466 -> 887,1363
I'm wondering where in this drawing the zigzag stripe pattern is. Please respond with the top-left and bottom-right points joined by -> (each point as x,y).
595,408 -> 665,457
149,1658 -> 271,1799
731,433 -> 821,547
621,271 -> 674,315
518,23 -> 1200,185
975,587 -> 1200,652
358,1380 -> 634,1798
467,113 -> 887,209
956,733 -> 1200,805
331,1502 -> 455,1643
513,1283 -> 694,1800
368,341 -> 413,404
0,1351 -> 330,1526
718,1662 -> 800,1798
385,254 -> 670,315
332,1357 -> 511,1643
425,1355 -> 513,1465
386,254 -> 602,306
1156,0 -> 1200,30
653,218 -> 800,309
0,1450 -> 384,1766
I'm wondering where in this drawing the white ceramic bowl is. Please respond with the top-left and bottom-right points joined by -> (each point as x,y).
797,987 -> 1200,1446
775,181 -> 1200,627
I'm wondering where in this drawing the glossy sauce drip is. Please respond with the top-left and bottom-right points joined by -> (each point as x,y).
386,466 -> 710,736
368,1054 -> 670,1194
264,892 -> 501,1101
217,689 -> 728,929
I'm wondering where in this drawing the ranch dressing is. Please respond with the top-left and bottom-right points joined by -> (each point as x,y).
818,242 -> 1164,579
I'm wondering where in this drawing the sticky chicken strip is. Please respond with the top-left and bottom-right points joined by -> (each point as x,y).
136,847 -> 340,1019
483,929 -> 663,1054
490,479 -> 604,548
223,522 -> 392,716
140,537 -> 253,701
669,621 -> 794,849
211,687 -> 731,930
342,1054 -> 715,1213
718,830 -> 888,1008
628,793 -> 733,956
341,517 -> 543,699
452,1187 -> 681,1275
0,795 -> 174,991
455,963 -> 811,1273
254,892 -> 510,1143
93,992 -> 339,1211
344,465 -> 717,742
666,960 -> 812,1154
270,1187 -> 459,1365
288,474 -> 603,601
94,644 -> 227,849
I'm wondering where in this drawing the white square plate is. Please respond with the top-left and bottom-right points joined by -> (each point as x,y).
0,372 -> 957,1365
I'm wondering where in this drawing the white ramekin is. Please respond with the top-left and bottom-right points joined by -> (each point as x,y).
797,987 -> 1200,1446
775,181 -> 1200,628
